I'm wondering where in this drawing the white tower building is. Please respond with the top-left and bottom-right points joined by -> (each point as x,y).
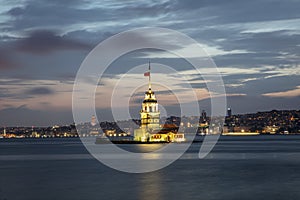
134,62 -> 160,141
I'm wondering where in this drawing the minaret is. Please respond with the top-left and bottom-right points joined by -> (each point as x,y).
140,62 -> 160,131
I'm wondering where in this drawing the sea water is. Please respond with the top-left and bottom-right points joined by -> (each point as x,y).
1,136 -> 300,200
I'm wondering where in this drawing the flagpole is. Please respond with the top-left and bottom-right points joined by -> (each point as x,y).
148,60 -> 151,90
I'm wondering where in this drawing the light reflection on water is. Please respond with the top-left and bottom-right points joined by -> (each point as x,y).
138,171 -> 164,200
120,143 -> 167,153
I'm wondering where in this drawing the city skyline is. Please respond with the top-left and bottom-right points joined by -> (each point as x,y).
0,0 -> 299,126
1,108 -> 299,139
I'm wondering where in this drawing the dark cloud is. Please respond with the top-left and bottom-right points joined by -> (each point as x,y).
223,75 -> 300,98
0,79 -> 56,86
116,0 -> 173,16
216,31 -> 300,55
0,86 -> 55,100
0,105 -> 73,126
227,95 -> 300,114
5,2 -> 99,30
0,50 -> 18,69
193,30 -> 300,74
0,88 -> 11,99
4,0 -> 171,34
7,7 -> 25,16
213,52 -> 285,68
223,73 -> 268,84
16,30 -> 91,54
65,30 -> 114,44
25,87 -> 55,95
173,0 -> 300,24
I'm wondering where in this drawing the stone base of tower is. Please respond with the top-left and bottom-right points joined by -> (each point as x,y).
134,128 -> 149,142
134,128 -> 185,143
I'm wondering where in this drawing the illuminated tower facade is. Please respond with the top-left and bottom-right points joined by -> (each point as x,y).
134,62 -> 160,141
140,83 -> 160,130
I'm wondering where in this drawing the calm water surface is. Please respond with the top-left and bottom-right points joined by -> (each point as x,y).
1,135 -> 300,200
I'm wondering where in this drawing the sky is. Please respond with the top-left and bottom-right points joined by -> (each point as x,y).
0,0 -> 299,126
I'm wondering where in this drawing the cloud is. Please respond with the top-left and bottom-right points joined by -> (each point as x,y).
0,105 -> 73,126
0,50 -> 18,69
3,0 -> 172,35
225,74 -> 300,96
199,94 -> 300,115
262,64 -> 300,78
0,0 -> 299,125
219,31 -> 300,55
25,87 -> 55,95
16,30 -> 91,54
173,0 -> 300,24
262,86 -> 300,98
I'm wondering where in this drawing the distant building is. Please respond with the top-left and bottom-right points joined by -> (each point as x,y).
263,125 -> 279,134
233,126 -> 251,133
201,110 -> 207,122
91,115 -> 97,126
227,107 -> 232,117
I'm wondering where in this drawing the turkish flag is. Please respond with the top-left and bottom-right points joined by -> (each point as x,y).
144,71 -> 150,76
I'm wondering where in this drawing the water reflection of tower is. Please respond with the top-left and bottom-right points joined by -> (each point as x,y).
138,173 -> 163,200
